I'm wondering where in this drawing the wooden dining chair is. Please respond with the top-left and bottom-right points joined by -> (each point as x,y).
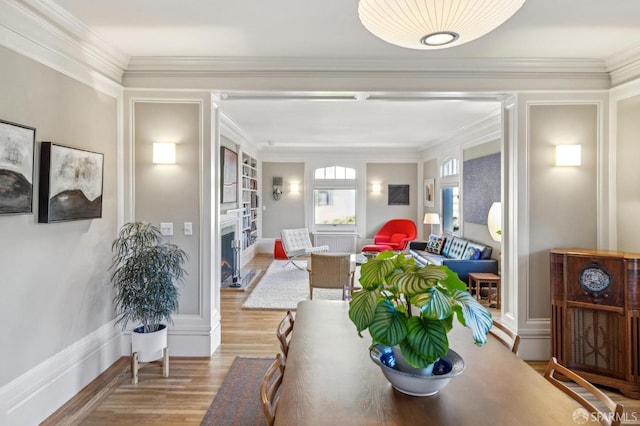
544,357 -> 624,426
306,252 -> 355,300
489,320 -> 520,354
276,311 -> 295,359
261,353 -> 286,426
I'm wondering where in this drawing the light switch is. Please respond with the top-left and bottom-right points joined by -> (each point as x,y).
160,222 -> 173,236
184,222 -> 193,235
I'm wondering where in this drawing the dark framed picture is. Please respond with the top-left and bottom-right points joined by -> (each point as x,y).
221,147 -> 238,203
0,119 -> 35,215
388,184 -> 410,205
38,142 -> 104,223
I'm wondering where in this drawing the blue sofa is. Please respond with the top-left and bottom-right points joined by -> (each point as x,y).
408,234 -> 498,284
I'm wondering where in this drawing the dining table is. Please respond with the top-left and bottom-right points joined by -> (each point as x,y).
274,300 -> 599,425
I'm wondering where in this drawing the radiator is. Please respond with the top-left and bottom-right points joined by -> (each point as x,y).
313,233 -> 357,253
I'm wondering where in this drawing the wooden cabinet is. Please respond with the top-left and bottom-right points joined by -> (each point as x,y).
550,248 -> 640,398
241,153 -> 258,250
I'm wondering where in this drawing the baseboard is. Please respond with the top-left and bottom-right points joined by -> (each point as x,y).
517,329 -> 552,361
0,321 -> 122,426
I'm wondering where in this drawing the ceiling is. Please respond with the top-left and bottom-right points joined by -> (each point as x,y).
51,0 -> 640,151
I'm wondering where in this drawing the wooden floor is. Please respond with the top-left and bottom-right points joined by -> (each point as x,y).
43,254 -> 640,425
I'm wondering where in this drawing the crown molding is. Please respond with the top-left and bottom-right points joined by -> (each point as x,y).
124,56 -> 610,87
1,0 -> 128,83
126,56 -> 607,74
425,112 -> 502,153
258,146 -> 422,162
606,41 -> 640,87
220,111 -> 257,150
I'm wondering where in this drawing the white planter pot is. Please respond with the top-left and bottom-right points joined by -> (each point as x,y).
131,324 -> 167,362
392,345 -> 435,375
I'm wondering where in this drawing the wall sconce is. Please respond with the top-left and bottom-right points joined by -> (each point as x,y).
153,143 -> 176,164
423,213 -> 440,235
289,183 -> 300,193
487,202 -> 502,242
273,176 -> 283,201
371,183 -> 382,193
555,145 -> 581,166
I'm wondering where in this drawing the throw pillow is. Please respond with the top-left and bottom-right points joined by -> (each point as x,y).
472,248 -> 482,260
465,242 -> 487,259
462,246 -> 477,260
426,234 -> 445,254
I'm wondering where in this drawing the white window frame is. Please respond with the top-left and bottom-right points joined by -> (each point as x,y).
306,162 -> 365,234
440,154 -> 462,236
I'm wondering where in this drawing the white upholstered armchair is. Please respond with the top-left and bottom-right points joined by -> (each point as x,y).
280,228 -> 329,269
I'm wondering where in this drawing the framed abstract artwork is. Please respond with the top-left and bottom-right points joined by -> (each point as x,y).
38,142 -> 104,223
0,119 -> 35,215
424,178 -> 435,207
388,184 -> 410,205
221,146 -> 238,203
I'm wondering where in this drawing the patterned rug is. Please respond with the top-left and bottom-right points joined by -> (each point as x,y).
200,356 -> 274,426
241,260 -> 349,310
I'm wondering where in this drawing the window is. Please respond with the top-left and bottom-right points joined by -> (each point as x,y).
313,166 -> 357,228
314,189 -> 356,224
442,185 -> 460,233
441,158 -> 459,178
440,157 -> 460,235
315,166 -> 356,180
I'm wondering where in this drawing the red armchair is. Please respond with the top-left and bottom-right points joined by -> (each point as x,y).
372,219 -> 417,251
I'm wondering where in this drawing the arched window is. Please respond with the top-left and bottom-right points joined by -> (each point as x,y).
441,158 -> 459,178
314,166 -> 356,180
313,166 -> 357,226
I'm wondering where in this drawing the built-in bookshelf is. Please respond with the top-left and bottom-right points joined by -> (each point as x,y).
241,153 -> 258,250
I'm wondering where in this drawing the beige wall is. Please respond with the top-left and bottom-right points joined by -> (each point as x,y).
0,46 -> 118,385
616,95 -> 640,251
366,163 -> 418,239
528,104 -> 598,318
261,162 -> 305,237
133,102 -> 201,315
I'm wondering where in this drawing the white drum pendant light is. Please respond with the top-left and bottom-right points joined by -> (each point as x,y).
358,0 -> 526,49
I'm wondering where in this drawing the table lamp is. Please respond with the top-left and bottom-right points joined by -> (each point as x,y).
423,213 -> 440,236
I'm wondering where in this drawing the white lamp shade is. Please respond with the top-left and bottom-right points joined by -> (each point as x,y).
555,145 -> 581,166
358,0 -> 526,50
289,183 -> 300,193
153,143 -> 176,164
423,213 -> 440,225
487,202 -> 501,242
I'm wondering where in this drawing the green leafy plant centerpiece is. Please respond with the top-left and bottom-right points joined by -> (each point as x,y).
110,222 -> 189,333
349,251 -> 493,368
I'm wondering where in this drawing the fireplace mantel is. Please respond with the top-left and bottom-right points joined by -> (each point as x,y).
221,208 -> 243,226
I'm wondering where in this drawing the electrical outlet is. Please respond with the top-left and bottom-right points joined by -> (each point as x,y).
160,222 -> 173,236
184,222 -> 193,235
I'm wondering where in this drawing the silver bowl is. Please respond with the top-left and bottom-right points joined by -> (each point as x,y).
370,345 -> 465,396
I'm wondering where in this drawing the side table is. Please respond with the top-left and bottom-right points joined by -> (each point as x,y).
468,272 -> 501,309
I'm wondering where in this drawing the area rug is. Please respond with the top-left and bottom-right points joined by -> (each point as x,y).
242,260 -> 349,310
200,356 -> 273,426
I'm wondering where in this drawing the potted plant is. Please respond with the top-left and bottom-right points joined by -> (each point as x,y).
110,222 -> 188,364
349,251 -> 492,393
